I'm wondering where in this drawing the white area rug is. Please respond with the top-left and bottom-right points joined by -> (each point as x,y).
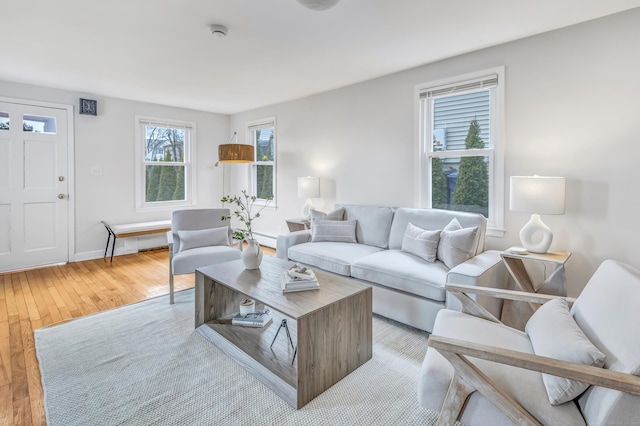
35,289 -> 440,425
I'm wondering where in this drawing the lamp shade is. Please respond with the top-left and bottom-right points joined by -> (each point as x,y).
218,132 -> 254,163
510,176 -> 565,215
218,144 -> 254,163
297,177 -> 320,198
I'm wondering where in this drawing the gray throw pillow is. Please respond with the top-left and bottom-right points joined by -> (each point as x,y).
526,298 -> 606,405
437,218 -> 478,269
311,219 -> 357,243
177,227 -> 230,252
401,223 -> 440,262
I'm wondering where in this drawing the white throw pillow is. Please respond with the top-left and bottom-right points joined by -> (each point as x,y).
177,227 -> 230,252
310,208 -> 345,222
526,298 -> 606,405
437,218 -> 478,269
401,223 -> 440,262
311,219 -> 357,243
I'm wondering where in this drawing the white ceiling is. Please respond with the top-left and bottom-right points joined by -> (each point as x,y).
3,0 -> 640,114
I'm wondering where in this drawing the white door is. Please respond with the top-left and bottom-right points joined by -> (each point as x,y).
0,101 -> 70,272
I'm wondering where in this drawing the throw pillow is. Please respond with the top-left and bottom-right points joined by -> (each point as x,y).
526,298 -> 606,405
177,227 -> 230,252
401,223 -> 440,262
437,218 -> 478,269
311,219 -> 357,243
310,208 -> 345,223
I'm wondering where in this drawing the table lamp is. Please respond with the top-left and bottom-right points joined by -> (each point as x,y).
298,176 -> 320,217
509,176 -> 565,253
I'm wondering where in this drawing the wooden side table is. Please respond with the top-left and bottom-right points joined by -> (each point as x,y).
286,217 -> 310,232
500,250 -> 571,330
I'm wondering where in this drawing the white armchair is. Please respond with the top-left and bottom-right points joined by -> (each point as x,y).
168,209 -> 241,304
419,259 -> 640,425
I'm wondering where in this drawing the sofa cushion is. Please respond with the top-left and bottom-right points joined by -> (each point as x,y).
337,204 -> 394,249
311,219 -> 357,243
419,310 -> 585,426
177,227 -> 229,253
437,218 -> 479,269
526,298 -> 606,405
351,250 -> 449,301
288,242 -> 384,276
389,208 -> 486,254
401,223 -> 440,262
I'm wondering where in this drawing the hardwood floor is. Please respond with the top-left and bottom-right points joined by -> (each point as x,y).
0,247 -> 275,426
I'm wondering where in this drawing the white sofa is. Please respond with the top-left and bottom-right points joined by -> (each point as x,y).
276,204 -> 507,332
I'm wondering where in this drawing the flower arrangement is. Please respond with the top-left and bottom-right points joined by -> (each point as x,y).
221,190 -> 272,241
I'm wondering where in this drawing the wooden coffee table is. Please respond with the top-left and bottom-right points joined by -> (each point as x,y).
194,257 -> 372,409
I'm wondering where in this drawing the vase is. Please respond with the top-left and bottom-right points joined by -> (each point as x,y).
241,239 -> 263,270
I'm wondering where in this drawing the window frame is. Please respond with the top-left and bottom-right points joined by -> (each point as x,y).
134,115 -> 197,212
246,117 -> 277,207
415,67 -> 505,237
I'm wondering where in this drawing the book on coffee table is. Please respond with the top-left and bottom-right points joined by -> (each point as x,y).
280,265 -> 320,293
231,308 -> 273,327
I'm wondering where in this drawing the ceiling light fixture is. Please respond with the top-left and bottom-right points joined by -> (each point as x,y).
297,0 -> 339,11
218,132 -> 254,163
210,24 -> 228,38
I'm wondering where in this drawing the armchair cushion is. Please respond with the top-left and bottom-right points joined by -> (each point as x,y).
401,223 -> 440,262
526,298 -> 606,405
311,219 -> 357,243
177,226 -> 230,253
437,218 -> 479,269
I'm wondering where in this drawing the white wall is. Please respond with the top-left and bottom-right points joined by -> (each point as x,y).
230,8 -> 640,297
0,81 -> 229,259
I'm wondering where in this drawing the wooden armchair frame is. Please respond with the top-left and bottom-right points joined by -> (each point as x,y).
430,283 -> 640,426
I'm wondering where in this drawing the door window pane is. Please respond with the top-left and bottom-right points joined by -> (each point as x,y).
0,112 -> 8,130
23,114 -> 57,133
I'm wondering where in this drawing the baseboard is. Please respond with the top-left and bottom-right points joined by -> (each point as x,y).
253,232 -> 277,249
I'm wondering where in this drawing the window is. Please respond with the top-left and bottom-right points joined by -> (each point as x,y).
135,116 -> 196,210
247,118 -> 276,204
416,68 -> 504,235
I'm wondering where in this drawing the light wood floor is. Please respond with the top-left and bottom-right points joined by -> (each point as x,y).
0,247 -> 275,426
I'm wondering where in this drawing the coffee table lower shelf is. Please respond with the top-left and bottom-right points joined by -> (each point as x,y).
197,315 -> 299,407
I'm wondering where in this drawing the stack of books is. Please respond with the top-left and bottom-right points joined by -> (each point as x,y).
231,308 -> 273,327
280,264 -> 320,293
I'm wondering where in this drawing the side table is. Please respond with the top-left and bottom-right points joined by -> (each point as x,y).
286,217 -> 310,232
500,250 -> 571,330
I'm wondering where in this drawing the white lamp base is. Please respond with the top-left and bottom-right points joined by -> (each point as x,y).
302,198 -> 315,217
519,213 -> 553,254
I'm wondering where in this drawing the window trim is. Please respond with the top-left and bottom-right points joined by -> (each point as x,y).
246,117 -> 277,207
134,115 -> 197,212
414,67 -> 505,237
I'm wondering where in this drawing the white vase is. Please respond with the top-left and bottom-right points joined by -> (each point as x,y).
241,239 -> 263,270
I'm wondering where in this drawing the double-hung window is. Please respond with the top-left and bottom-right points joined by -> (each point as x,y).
247,118 -> 276,205
135,116 -> 196,210
417,68 -> 505,235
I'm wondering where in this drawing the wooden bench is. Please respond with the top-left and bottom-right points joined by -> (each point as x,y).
101,220 -> 171,262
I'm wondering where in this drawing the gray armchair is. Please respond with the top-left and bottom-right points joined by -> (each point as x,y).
419,259 -> 640,425
168,209 -> 241,304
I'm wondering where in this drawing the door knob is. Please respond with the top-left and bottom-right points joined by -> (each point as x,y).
58,194 -> 66,199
